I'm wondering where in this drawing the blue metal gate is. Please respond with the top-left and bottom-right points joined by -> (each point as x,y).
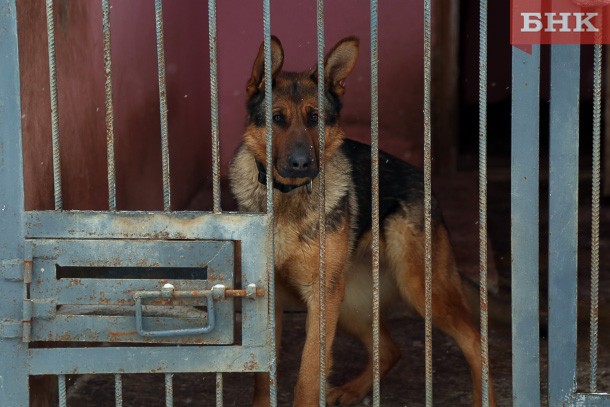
0,0 -> 274,405
511,19 -> 610,407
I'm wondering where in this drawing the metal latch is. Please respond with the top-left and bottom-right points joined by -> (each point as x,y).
133,283 -> 264,338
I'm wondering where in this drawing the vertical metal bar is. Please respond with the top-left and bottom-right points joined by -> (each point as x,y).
0,1 -> 29,404
165,373 -> 174,407
605,44 -> 610,199
511,44 -> 541,407
589,39 -> 603,393
548,44 -> 580,406
369,1 -> 381,405
114,373 -> 123,407
478,0 -> 489,405
423,0 -> 433,404
154,0 -> 171,211
45,0 -> 63,210
262,1 -> 277,405
316,1 -> 327,405
102,0 -> 116,211
215,372 -> 223,407
208,0 -> 221,213
58,374 -> 67,407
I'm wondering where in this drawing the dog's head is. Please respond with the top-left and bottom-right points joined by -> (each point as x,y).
243,36 -> 359,186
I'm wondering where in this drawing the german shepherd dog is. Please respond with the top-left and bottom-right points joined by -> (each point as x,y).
230,36 -> 495,407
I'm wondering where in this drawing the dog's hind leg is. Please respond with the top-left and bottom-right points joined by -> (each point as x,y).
327,317 -> 400,406
384,216 -> 496,407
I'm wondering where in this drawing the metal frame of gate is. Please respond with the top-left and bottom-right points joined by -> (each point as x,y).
2,0 -> 610,405
510,2 -> 608,406
0,1 -> 275,406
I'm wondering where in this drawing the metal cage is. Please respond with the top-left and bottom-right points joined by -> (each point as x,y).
0,0 -> 608,405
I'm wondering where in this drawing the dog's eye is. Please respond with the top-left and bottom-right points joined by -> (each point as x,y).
272,113 -> 285,124
309,112 -> 319,125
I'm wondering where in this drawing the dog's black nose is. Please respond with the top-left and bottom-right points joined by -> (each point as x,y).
279,145 -> 318,179
288,151 -> 310,172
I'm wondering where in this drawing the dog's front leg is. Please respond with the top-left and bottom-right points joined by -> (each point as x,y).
293,243 -> 347,407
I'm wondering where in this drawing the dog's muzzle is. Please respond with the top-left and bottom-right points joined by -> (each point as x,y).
256,161 -> 314,194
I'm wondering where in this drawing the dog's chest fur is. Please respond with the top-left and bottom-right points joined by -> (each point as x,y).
229,143 -> 357,272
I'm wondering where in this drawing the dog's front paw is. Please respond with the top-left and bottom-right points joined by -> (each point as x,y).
326,385 -> 368,406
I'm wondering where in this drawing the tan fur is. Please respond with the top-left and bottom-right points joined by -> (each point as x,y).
230,36 -> 495,407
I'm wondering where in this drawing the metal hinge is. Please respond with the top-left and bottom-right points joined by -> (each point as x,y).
22,243 -> 32,342
0,244 -> 34,341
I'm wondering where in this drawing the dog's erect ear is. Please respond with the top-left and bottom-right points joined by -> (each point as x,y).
313,37 -> 359,97
247,36 -> 284,97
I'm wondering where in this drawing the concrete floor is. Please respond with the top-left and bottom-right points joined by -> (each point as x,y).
63,174 -> 610,406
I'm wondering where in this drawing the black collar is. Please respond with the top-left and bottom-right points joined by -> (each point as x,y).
256,161 -> 313,194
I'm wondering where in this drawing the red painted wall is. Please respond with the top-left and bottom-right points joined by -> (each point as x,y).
19,0 -> 424,211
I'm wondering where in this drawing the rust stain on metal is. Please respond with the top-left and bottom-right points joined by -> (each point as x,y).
23,259 -> 33,283
243,353 -> 259,370
149,362 -> 169,374
135,258 -> 160,267
109,331 -> 137,338
67,278 -> 81,287
98,291 -> 110,304
84,328 -> 100,342
207,275 -> 226,283
55,331 -> 75,341
225,288 -> 265,298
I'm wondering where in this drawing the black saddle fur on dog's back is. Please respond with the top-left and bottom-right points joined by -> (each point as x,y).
340,139 -> 442,240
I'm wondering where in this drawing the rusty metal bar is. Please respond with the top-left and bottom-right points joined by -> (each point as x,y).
133,286 -> 263,301
165,373 -> 174,407
154,0 -> 171,211
58,374 -> 67,407
208,0 -> 221,213
262,0 -> 277,405
102,0 -> 116,210
45,0 -> 63,210
224,288 -> 265,298
115,373 -> 123,407
478,0 -> 489,405
423,0 -> 433,404
216,372 -> 223,407
370,0 -> 381,405
316,1 -> 327,405
589,39 -> 603,393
